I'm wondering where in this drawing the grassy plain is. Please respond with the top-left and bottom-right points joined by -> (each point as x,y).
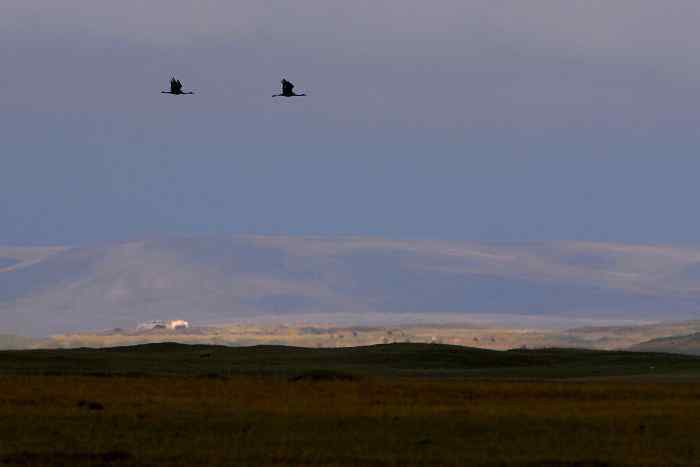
1,344 -> 700,466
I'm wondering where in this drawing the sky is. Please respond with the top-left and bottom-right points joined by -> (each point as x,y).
3,0 -> 700,245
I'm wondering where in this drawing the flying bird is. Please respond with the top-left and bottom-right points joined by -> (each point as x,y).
161,78 -> 194,95
273,78 -> 306,97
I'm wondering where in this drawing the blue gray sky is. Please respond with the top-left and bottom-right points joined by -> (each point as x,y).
3,1 -> 700,245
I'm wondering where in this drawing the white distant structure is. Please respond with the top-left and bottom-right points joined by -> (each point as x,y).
137,319 -> 190,331
168,319 -> 189,330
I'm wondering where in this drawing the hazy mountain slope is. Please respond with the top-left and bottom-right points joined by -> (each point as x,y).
564,320 -> 700,350
0,258 -> 19,268
0,246 -> 67,272
629,333 -> 700,356
2,236 -> 700,337
0,334 -> 37,350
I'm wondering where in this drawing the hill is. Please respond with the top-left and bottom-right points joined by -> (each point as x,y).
2,343 -> 699,378
0,334 -> 38,350
630,333 -> 700,356
3,236 -> 700,336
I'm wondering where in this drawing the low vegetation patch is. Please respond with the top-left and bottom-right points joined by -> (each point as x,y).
288,369 -> 357,382
1,375 -> 699,466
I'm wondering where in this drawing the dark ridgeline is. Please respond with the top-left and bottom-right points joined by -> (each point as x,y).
273,78 -> 307,97
161,78 -> 194,95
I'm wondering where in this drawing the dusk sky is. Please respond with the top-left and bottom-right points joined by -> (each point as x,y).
3,1 -> 700,245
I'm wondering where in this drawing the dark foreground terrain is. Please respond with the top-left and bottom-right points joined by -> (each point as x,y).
1,343 -> 700,466
3,342 -> 700,378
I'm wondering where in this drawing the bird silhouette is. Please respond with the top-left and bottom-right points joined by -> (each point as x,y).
273,79 -> 306,97
161,78 -> 194,95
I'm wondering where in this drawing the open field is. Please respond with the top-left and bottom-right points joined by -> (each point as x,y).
22,322 -> 623,351
1,344 -> 700,466
2,375 -> 700,466
11,318 -> 700,355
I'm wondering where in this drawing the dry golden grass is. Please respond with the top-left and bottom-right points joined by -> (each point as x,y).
1,375 -> 699,466
39,319 -> 700,353
35,323 -> 646,351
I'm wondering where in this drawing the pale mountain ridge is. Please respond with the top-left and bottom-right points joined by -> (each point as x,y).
1,236 -> 700,337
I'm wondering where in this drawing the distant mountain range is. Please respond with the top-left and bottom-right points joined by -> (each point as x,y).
2,236 -> 700,337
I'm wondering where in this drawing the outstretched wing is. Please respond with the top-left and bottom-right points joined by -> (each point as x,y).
170,78 -> 183,93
